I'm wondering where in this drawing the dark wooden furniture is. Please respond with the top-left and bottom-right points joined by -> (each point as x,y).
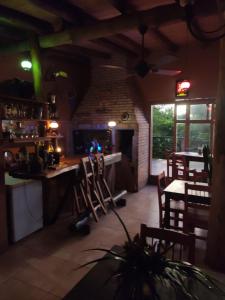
80,157 -> 107,222
140,224 -> 195,263
93,153 -> 116,208
9,153 -> 122,224
174,151 -> 204,168
0,185 -> 8,253
184,183 -> 211,240
157,171 -> 184,229
163,180 -> 211,229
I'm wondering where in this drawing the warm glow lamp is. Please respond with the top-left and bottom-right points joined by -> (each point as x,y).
56,146 -> 62,153
21,59 -> 32,71
49,121 -> 59,129
108,121 -> 117,127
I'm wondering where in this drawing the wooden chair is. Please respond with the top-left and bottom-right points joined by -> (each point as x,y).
157,171 -> 184,229
92,153 -> 116,208
172,154 -> 189,180
192,170 -> 209,183
140,224 -> 195,264
165,150 -> 173,180
80,157 -> 107,222
184,183 -> 211,240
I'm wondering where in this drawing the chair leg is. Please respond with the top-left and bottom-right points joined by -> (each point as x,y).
174,212 -> 179,228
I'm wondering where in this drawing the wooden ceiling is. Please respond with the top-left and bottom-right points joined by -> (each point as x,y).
0,0 -> 222,60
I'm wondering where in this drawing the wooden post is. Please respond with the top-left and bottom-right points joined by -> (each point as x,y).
30,35 -> 43,101
206,38 -> 225,271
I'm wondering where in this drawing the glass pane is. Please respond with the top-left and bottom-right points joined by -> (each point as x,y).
152,104 -> 174,159
176,105 -> 186,120
189,124 -> 211,151
176,123 -> 185,151
190,104 -> 212,120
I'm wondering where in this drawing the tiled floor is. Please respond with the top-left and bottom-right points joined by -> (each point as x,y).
0,185 -> 224,299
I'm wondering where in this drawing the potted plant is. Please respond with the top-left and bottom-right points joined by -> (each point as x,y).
78,210 -> 225,300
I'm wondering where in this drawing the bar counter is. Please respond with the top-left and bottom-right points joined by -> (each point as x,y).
39,152 -> 121,179
10,152 -> 122,225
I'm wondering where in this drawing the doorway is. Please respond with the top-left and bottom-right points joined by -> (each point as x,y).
151,104 -> 174,175
150,100 -> 215,176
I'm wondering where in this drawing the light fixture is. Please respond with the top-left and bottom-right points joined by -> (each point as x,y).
108,121 -> 117,128
49,121 -> 59,129
21,59 -> 32,71
176,80 -> 191,97
56,146 -> 62,153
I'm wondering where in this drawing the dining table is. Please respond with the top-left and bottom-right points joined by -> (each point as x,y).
163,179 -> 211,228
174,151 -> 204,167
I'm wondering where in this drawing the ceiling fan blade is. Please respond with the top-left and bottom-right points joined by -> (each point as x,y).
151,69 -> 182,76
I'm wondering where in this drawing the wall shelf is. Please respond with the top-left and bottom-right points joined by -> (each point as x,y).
0,94 -> 48,105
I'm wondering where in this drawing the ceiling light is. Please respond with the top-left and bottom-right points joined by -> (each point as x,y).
49,121 -> 59,129
21,59 -> 32,71
108,121 -> 117,128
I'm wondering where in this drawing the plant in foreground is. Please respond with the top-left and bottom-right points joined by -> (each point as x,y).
77,209 -> 225,300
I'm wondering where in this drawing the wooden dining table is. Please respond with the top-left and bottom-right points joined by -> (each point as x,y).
163,179 -> 211,228
174,151 -> 204,167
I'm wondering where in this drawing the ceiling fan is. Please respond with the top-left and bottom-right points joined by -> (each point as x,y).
134,24 -> 182,78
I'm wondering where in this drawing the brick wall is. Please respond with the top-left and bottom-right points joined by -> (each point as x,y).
73,54 -> 150,190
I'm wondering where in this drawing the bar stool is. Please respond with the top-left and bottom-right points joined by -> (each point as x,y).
80,157 -> 107,222
92,153 -> 116,208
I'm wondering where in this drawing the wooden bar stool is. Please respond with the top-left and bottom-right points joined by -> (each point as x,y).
80,157 -> 107,222
92,153 -> 116,208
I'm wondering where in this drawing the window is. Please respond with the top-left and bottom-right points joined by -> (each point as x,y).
175,101 -> 215,152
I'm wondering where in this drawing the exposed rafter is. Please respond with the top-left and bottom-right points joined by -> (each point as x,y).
151,28 -> 179,52
0,4 -> 53,34
113,34 -> 148,55
31,0 -> 139,57
93,38 -> 137,57
110,0 -> 134,15
0,2 -> 218,54
110,0 -> 151,55
55,45 -> 111,59
44,49 -> 89,64
31,0 -> 94,26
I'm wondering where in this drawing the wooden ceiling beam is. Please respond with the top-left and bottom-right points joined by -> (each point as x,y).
93,38 -> 137,57
151,28 -> 179,52
32,0 -> 139,57
0,5 -> 52,34
55,45 -> 111,59
44,49 -> 89,64
0,2 -> 218,54
110,0 -> 134,15
31,0 -> 94,26
110,0 -> 151,55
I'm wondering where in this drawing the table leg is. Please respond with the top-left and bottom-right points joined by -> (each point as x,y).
164,192 -> 170,228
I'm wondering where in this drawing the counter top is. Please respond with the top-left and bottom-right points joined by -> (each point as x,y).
9,152 -> 122,180
5,173 -> 33,187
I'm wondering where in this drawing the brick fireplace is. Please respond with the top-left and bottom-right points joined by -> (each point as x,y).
73,55 -> 149,191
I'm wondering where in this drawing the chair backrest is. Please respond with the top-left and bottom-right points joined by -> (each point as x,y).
192,170 -> 209,183
157,172 -> 167,226
140,224 -> 195,264
165,150 -> 173,177
80,157 -> 95,191
184,183 -> 211,209
94,153 -> 105,178
157,171 -> 167,198
172,154 -> 188,179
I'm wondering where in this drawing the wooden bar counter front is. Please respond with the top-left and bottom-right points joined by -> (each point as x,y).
15,153 -> 122,225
